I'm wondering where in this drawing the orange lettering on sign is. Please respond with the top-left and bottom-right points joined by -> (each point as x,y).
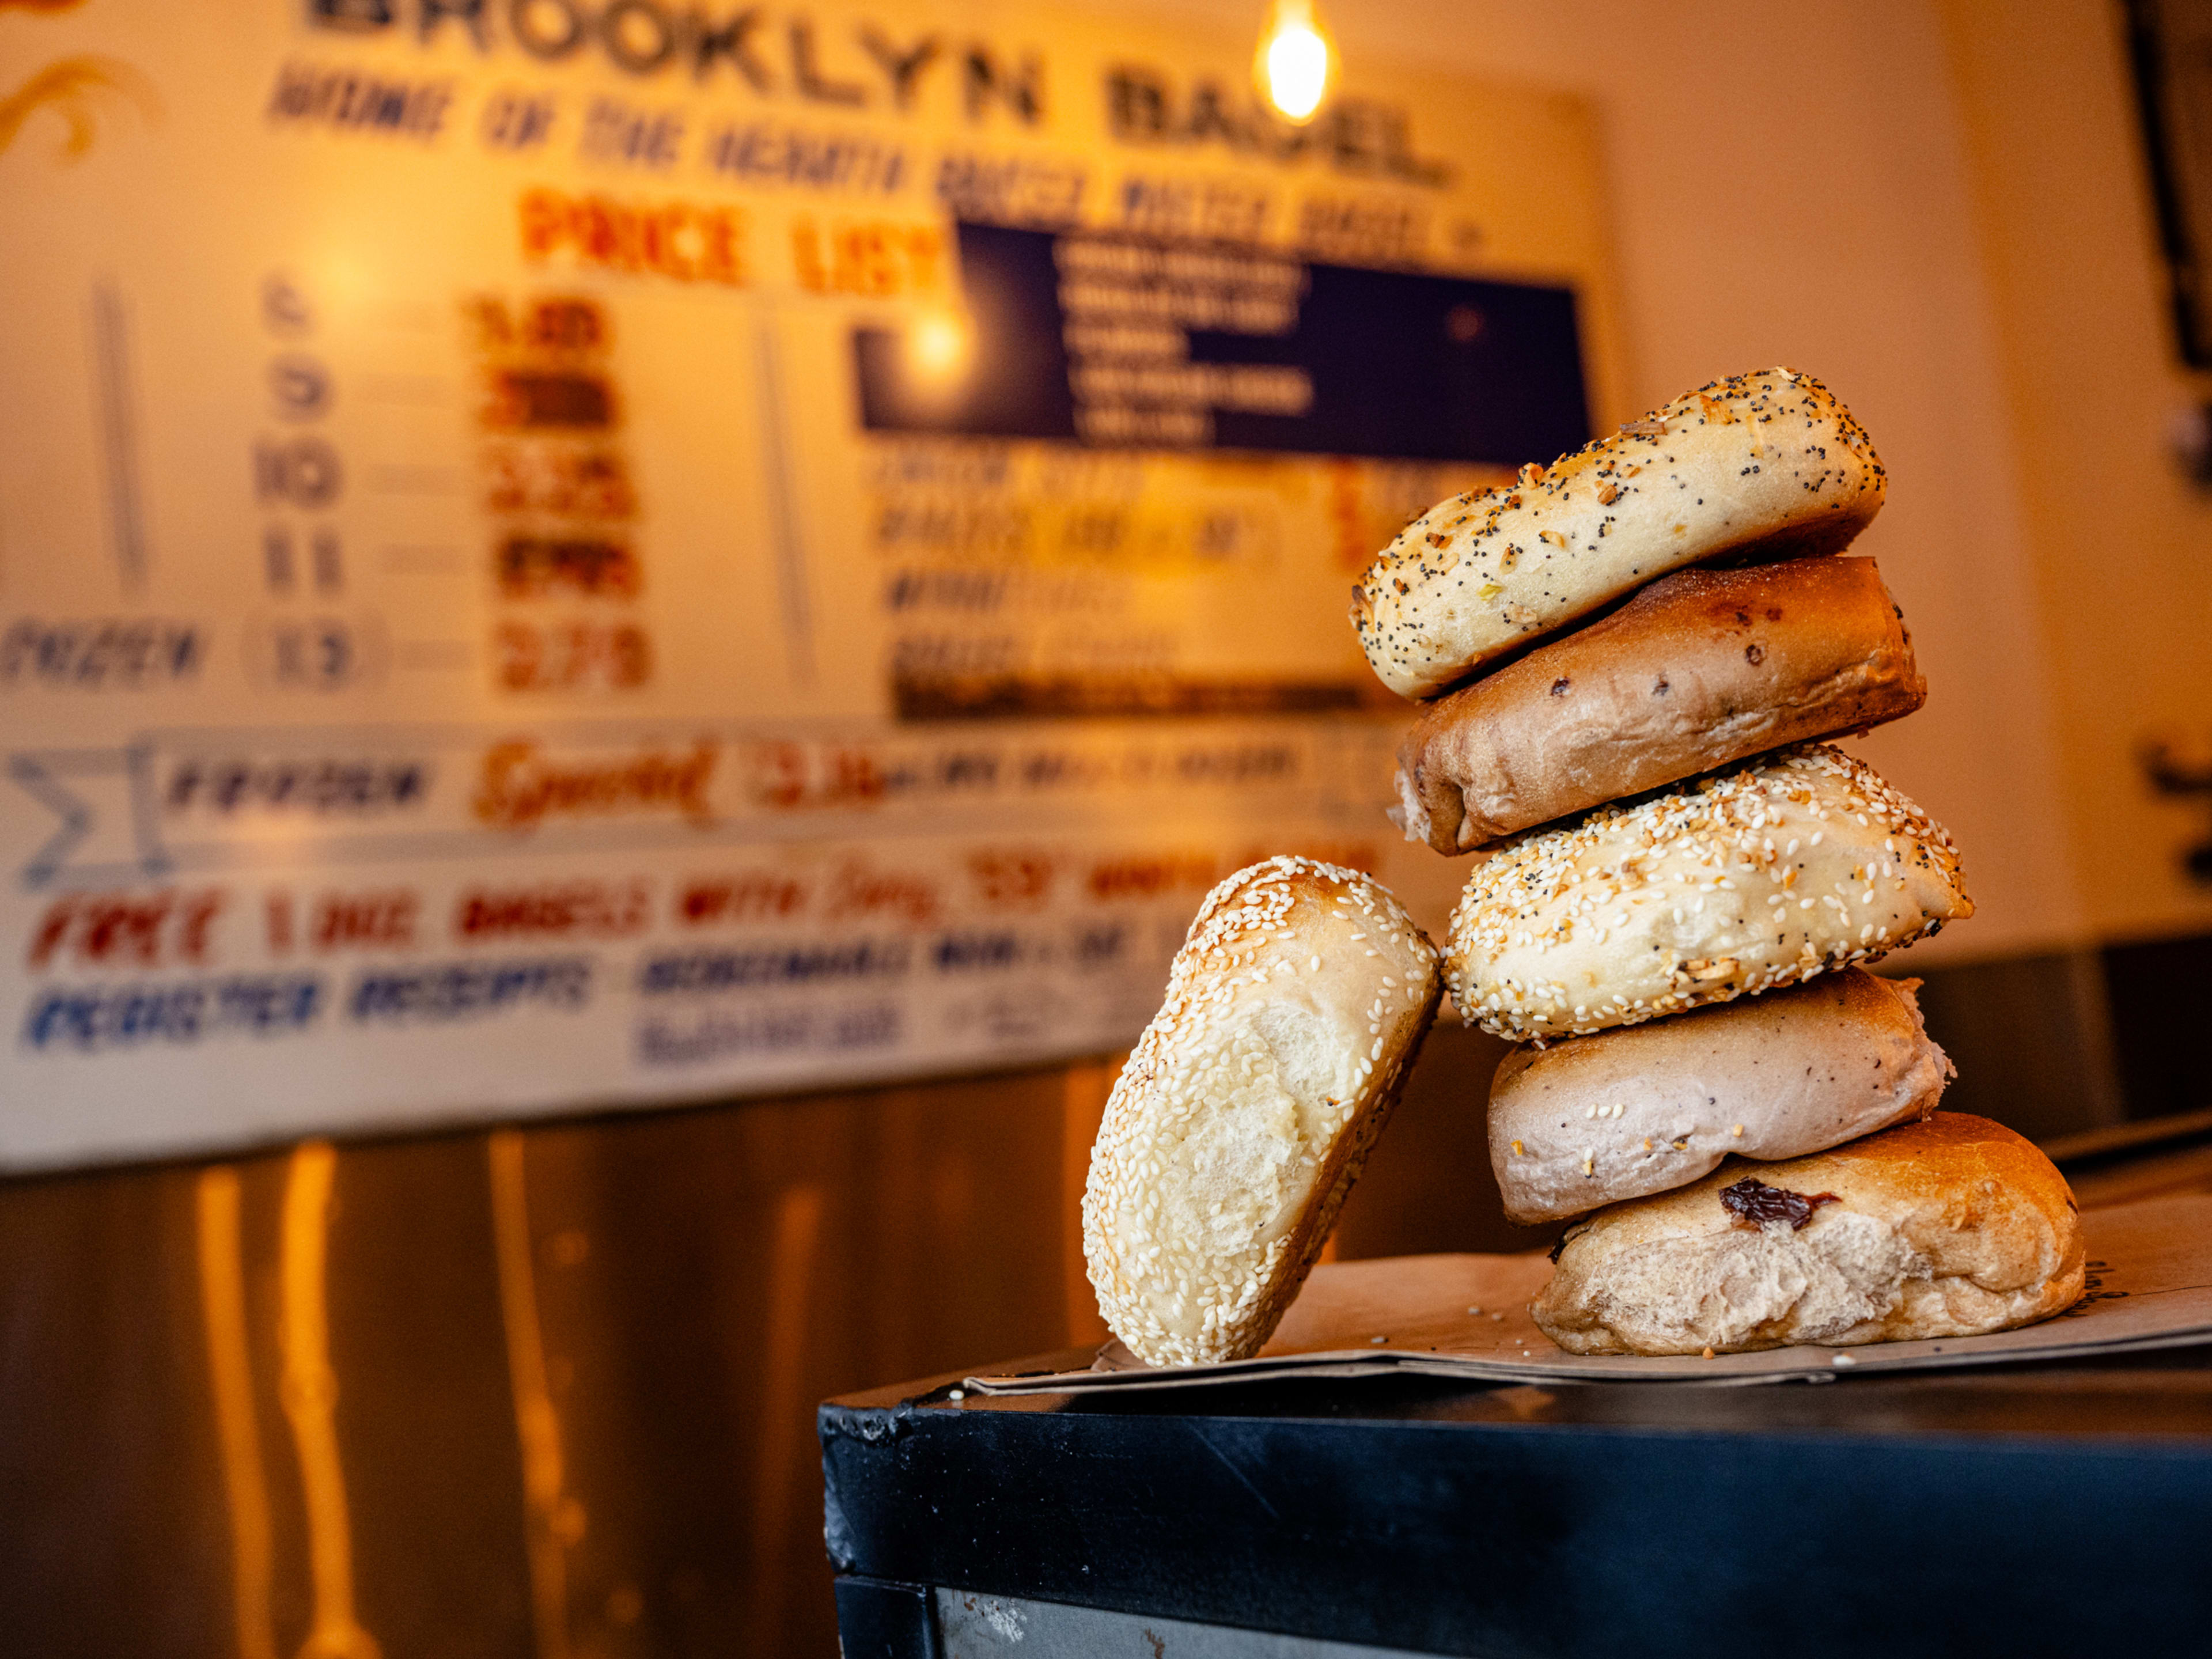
1085,853 -> 1221,901
745,741 -> 889,811
28,888 -> 228,970
790,217 -> 945,297
474,738 -> 717,832
455,878 -> 650,940
676,873 -> 809,926
967,849 -> 1054,909
494,620 -> 652,692
310,891 -> 418,951
824,861 -> 940,926
520,187 -> 747,286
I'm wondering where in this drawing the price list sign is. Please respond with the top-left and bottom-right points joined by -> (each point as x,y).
0,0 -> 1621,1167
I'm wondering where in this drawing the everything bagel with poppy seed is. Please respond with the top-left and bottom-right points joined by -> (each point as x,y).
1351,368 -> 1886,699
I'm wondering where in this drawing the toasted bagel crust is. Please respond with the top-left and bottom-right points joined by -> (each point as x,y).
1396,558 -> 1925,853
1353,369 -> 1885,699
1082,858 -> 1441,1366
1531,1113 -> 2084,1354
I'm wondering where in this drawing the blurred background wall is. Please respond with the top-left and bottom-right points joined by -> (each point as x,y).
5,2 -> 2211,1657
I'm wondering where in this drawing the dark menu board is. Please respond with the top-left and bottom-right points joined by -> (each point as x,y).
856,222 -> 1589,461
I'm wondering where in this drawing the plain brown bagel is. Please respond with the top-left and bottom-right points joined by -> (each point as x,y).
1395,557 -> 1925,853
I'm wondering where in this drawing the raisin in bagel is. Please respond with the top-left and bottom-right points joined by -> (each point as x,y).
1445,744 -> 1971,1043
1083,858 -> 1441,1366
1489,969 -> 1952,1225
1352,368 -> 1885,699
1395,557 -> 1925,853
1531,1112 -> 2084,1355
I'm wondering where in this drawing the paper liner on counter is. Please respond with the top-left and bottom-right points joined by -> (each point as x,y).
971,1194 -> 2212,1393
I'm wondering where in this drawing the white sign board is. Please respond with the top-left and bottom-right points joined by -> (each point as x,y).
0,0 -> 1620,1166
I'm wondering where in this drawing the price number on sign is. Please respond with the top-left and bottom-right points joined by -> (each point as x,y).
466,294 -> 610,355
482,443 -> 637,519
968,849 -> 1055,908
745,742 -> 891,811
494,620 -> 652,692
245,616 -> 384,692
254,435 -> 344,509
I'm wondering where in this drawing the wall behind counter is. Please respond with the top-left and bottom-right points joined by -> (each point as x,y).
0,1027 -> 1527,1659
1097,0 -> 2212,1134
1123,0 -> 2212,965
3,966 -> 2201,1659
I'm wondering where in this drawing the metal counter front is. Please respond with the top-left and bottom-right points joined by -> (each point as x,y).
821,1346 -> 2212,1658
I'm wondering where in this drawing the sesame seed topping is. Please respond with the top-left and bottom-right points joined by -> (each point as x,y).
1350,370 -> 1885,696
1080,856 -> 1444,1368
1442,745 -> 1971,1040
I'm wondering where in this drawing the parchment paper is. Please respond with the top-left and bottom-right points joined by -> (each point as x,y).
971,1193 -> 2212,1393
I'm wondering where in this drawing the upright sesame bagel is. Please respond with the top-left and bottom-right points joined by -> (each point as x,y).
1395,557 -> 1925,853
1531,1113 -> 2084,1355
1489,969 -> 1952,1225
1082,858 -> 1442,1366
1352,369 -> 1886,699
1445,744 -> 1972,1043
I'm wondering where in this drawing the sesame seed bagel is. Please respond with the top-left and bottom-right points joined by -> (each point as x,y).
1352,368 -> 1886,699
1395,556 -> 1925,853
1444,744 -> 1971,1042
1531,1112 -> 2084,1355
1489,969 -> 1952,1225
1082,857 -> 1442,1366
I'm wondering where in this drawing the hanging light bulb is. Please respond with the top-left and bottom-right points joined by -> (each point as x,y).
1256,0 -> 1334,124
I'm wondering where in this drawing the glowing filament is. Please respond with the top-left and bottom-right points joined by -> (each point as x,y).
1257,0 -> 1333,123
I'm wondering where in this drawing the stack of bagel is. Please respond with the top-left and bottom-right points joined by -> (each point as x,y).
1082,368 -> 2086,1372
1354,368 -> 2084,1356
